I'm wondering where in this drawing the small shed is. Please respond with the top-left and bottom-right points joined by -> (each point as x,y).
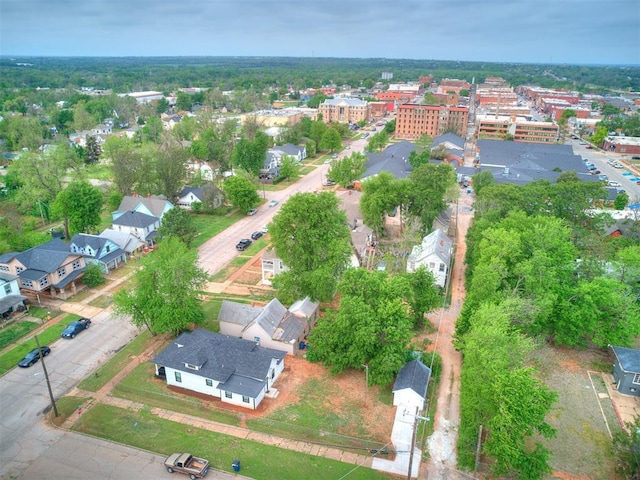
611,346 -> 640,397
392,359 -> 432,411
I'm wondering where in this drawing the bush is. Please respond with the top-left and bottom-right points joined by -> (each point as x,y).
83,263 -> 106,287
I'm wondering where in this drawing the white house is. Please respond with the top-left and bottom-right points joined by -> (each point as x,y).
151,329 -> 286,410
113,194 -> 173,223
261,249 -> 289,285
0,272 -> 28,320
69,234 -> 127,273
218,297 -> 319,355
99,228 -> 146,256
177,186 -> 204,210
392,359 -> 431,412
406,229 -> 452,288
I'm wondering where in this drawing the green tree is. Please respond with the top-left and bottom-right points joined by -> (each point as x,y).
232,132 -> 269,175
406,163 -> 457,232
139,116 -> 163,143
53,180 -> 103,238
359,171 -> 402,236
612,416 -> 640,480
309,121 -> 327,147
222,174 -> 260,214
270,192 -> 352,303
365,130 -> 389,152
73,101 -> 97,131
472,170 -> 495,196
306,268 -> 414,385
85,135 -> 102,165
327,152 -> 366,188
591,124 -> 608,145
113,237 -> 208,336
103,136 -> 141,195
83,263 -> 106,287
277,155 -> 301,181
383,119 -> 396,135
156,98 -> 170,114
175,92 -> 193,112
158,207 -> 197,247
307,92 -> 327,109
615,191 -> 629,210
155,143 -> 188,199
394,266 -> 440,327
320,127 -> 342,152
408,149 -> 430,169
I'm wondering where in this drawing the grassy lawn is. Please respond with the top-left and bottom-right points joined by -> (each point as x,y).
51,395 -> 93,426
84,163 -> 113,181
88,295 -> 113,308
0,321 -> 40,350
191,213 -> 243,248
0,314 -> 80,375
209,257 -> 247,282
78,330 -> 153,392
73,404 -> 391,480
27,306 -> 61,319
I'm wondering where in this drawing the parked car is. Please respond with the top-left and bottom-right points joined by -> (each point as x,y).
164,453 -> 210,479
260,225 -> 268,234
632,156 -> 640,160
613,163 -> 624,169
608,181 -> 622,188
61,318 -> 91,339
235,239 -> 252,251
247,208 -> 257,216
251,231 -> 263,240
598,174 -> 608,181
18,346 -> 51,367
268,200 -> 278,207
331,153 -> 338,158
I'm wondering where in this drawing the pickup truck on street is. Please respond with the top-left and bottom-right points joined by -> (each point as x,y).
164,453 -> 210,479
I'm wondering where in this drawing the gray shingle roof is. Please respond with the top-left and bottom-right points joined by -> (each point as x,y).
433,133 -> 464,149
117,195 -> 172,219
179,186 -> 204,200
14,239 -> 75,274
71,234 -> 107,253
112,210 -> 157,228
393,359 -> 431,399
612,346 -> 640,373
362,141 -> 415,180
99,229 -> 146,253
151,329 -> 285,397
255,298 -> 289,336
289,297 -> 319,319
218,300 -> 263,326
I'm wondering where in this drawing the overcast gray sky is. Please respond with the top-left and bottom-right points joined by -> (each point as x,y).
1,0 -> 638,65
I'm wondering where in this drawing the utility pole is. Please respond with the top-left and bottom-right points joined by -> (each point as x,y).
34,334 -> 58,417
404,408 -> 430,480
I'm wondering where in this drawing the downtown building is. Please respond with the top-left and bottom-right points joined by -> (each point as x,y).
395,104 -> 469,140
318,97 -> 370,124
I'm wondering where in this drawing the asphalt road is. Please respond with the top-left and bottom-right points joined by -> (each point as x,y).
0,309 -> 140,479
197,134 -> 371,276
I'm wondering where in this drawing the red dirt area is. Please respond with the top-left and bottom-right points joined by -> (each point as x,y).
550,472 -> 593,480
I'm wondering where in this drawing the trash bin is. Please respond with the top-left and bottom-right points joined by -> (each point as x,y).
232,459 -> 240,472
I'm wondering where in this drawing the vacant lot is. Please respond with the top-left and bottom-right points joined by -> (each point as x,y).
532,346 -> 622,479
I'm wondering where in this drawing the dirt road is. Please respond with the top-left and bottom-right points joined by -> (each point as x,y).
423,191 -> 475,480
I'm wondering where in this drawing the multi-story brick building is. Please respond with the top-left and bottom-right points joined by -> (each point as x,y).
318,98 -> 370,124
395,104 -> 469,140
513,121 -> 559,143
477,115 -> 559,143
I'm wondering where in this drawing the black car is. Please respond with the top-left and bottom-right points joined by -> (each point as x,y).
236,239 -> 252,251
18,346 -> 51,368
251,231 -> 263,240
61,317 -> 91,339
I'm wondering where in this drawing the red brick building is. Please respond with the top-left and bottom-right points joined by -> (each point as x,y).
395,104 -> 469,139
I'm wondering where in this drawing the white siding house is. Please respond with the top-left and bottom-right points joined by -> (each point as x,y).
406,229 -> 452,288
152,329 -> 285,410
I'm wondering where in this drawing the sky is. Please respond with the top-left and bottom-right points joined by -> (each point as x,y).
1,0 -> 639,65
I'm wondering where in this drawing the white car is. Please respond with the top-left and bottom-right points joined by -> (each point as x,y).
608,181 -> 622,188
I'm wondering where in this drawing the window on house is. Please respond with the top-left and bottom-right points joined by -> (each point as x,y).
242,396 -> 250,403
105,245 -> 110,253
16,267 -> 24,273
22,280 -> 33,288
72,260 -> 81,270
4,283 -> 11,295
174,372 -> 182,383
57,267 -> 66,277
185,363 -> 198,370
206,379 -> 213,387
225,391 -> 232,399
439,263 -> 446,272
39,277 -> 49,288
429,262 -> 435,269
633,373 -> 640,385
0,265 -> 9,272
254,336 -> 260,343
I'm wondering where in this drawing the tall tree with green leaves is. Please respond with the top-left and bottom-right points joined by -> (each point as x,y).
231,131 -> 269,175
103,136 -> 142,195
113,237 -> 208,336
359,171 -> 402,236
85,135 -> 102,165
222,174 -> 260,214
52,180 -> 103,238
320,127 -> 342,152
327,152 -> 366,188
269,191 -> 352,303
157,207 -> 197,247
277,155 -> 301,181
406,162 -> 457,232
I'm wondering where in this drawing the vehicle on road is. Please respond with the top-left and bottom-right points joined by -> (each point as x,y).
331,153 -> 338,158
61,318 -> 91,339
632,156 -> 640,160
235,239 -> 252,251
268,200 -> 278,207
18,346 -> 51,367
608,181 -> 622,188
164,453 -> 210,479
613,162 -> 624,169
260,225 -> 268,234
598,174 -> 608,181
247,208 -> 257,216
250,231 -> 263,240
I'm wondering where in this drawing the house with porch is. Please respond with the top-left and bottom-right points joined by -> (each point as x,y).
218,297 -> 319,355
69,234 -> 127,273
261,249 -> 289,285
0,238 -> 86,299
611,346 -> 640,397
111,211 -> 160,248
406,229 -> 452,288
113,194 -> 173,224
99,228 -> 146,256
0,272 -> 28,320
151,329 -> 286,410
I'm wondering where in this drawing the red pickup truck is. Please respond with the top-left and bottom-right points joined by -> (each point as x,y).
164,453 -> 209,479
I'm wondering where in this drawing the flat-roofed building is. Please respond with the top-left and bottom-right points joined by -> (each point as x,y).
126,91 -> 164,104
395,104 -> 468,139
514,120 -> 559,143
603,136 -> 640,155
319,97 -> 370,124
